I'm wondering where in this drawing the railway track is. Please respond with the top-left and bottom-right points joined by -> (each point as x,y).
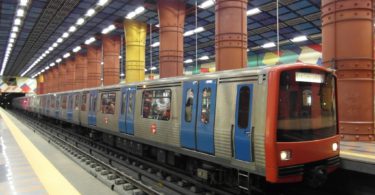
10,110 -> 236,195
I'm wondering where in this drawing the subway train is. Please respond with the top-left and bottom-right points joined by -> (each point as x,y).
14,63 -> 340,191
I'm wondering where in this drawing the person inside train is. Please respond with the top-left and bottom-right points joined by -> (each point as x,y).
185,89 -> 194,122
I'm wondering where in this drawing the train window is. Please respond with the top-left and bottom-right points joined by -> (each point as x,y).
50,96 -> 55,108
238,86 -> 250,129
62,96 -> 67,109
101,92 -> 116,114
201,88 -> 211,124
68,95 -> 74,110
74,94 -> 80,110
128,92 -> 134,115
277,70 -> 337,142
121,92 -> 127,115
185,89 -> 194,122
81,94 -> 87,111
56,97 -> 60,109
142,89 -> 171,121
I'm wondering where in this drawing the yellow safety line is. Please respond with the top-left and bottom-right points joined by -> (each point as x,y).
0,109 -> 80,195
341,150 -> 375,161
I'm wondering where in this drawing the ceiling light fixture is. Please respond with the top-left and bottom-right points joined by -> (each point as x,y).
62,32 -> 69,38
63,53 -> 71,58
12,26 -> 19,32
261,42 -> 276,48
76,18 -> 85,25
101,24 -> 116,34
56,58 -> 62,63
14,18 -> 21,26
86,8 -> 96,17
20,0 -> 28,6
125,6 -> 145,19
57,38 -> 63,43
184,59 -> 193,63
247,8 -> 261,16
73,46 -> 81,53
198,0 -> 215,9
17,9 -> 25,17
291,35 -> 308,43
151,42 -> 160,47
68,26 -> 77,32
97,0 -> 109,6
199,56 -> 210,60
85,37 -> 96,45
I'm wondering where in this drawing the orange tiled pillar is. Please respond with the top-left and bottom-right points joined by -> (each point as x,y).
87,46 -> 102,88
65,59 -> 75,91
75,53 -> 88,89
51,67 -> 59,93
44,71 -> 51,94
157,0 -> 185,78
322,0 -> 374,141
102,35 -> 120,86
58,62 -> 67,92
215,0 -> 248,71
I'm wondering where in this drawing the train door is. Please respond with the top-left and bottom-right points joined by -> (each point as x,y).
180,80 -> 217,154
46,96 -> 50,115
88,90 -> 98,126
118,87 -> 128,133
234,84 -> 254,162
55,95 -> 60,118
180,81 -> 199,149
67,94 -> 73,121
125,87 -> 136,135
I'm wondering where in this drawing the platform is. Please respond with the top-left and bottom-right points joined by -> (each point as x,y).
0,108 -> 116,195
340,141 -> 375,175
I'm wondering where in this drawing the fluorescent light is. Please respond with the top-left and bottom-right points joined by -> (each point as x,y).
183,30 -> 194,37
247,8 -> 261,16
10,33 -> 16,38
85,37 -> 96,45
62,32 -> 69,38
194,27 -> 205,33
41,70 -> 45,73
101,24 -> 116,34
184,59 -> 193,63
199,0 -> 215,9
126,11 -> 136,19
19,0 -> 28,6
150,67 -> 157,70
57,38 -> 63,43
14,18 -> 21,25
68,26 -> 77,32
151,42 -> 160,47
184,27 -> 205,37
63,53 -> 70,58
144,68 -> 148,71
52,43 -> 58,47
134,6 -> 145,14
48,47 -> 54,51
56,58 -> 62,63
261,42 -> 276,48
76,18 -> 85,25
50,63 -> 55,67
199,56 -> 209,60
120,73 -> 125,76
97,0 -> 109,6
17,9 -> 25,17
73,46 -> 81,53
12,26 -> 19,32
86,8 -> 96,17
155,24 -> 160,28
119,56 -> 122,59
9,38 -> 14,43
45,66 -> 50,70
291,35 -> 308,43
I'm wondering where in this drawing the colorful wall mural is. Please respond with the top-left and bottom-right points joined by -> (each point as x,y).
0,77 -> 36,93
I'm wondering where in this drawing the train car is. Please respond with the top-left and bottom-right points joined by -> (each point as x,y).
14,63 -> 339,191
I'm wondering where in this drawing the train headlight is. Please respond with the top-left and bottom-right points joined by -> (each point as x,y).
332,143 -> 338,152
280,150 -> 291,161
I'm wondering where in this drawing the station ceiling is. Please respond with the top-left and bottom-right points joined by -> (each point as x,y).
0,0 -> 322,77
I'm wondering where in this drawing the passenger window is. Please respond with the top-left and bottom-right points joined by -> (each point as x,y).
56,97 -> 60,109
75,94 -> 80,110
142,89 -> 171,121
201,88 -> 211,124
238,86 -> 250,129
50,96 -> 55,108
128,92 -> 134,115
81,94 -> 87,111
101,92 -> 116,114
185,89 -> 194,122
68,96 -> 74,110
121,92 -> 127,115
62,96 -> 67,109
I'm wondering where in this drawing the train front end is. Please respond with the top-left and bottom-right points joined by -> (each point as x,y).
265,64 -> 340,186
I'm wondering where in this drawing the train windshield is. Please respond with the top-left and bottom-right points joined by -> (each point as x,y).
277,69 -> 337,142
